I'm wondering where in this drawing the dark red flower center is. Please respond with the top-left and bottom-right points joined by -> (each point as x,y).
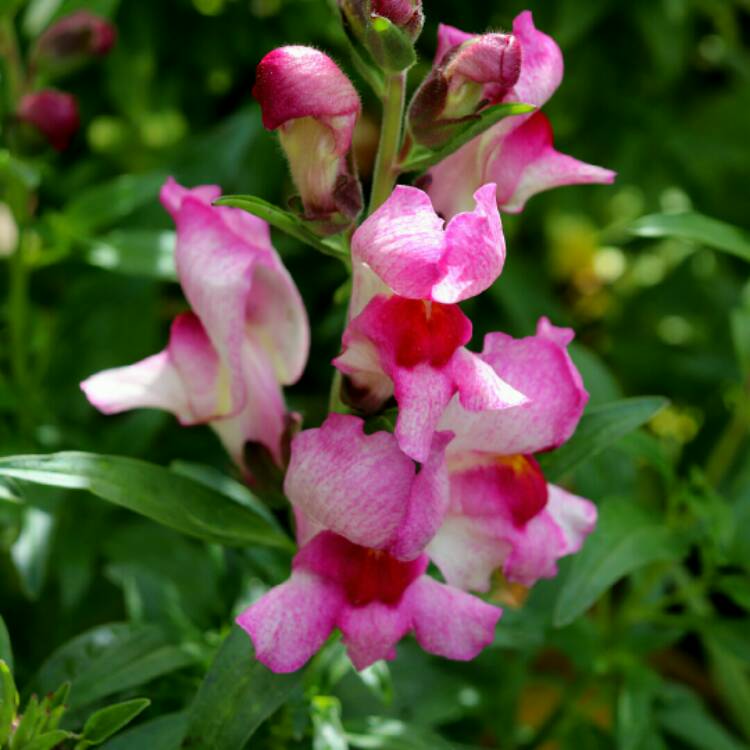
495,454 -> 549,527
380,296 -> 471,369
296,532 -> 425,607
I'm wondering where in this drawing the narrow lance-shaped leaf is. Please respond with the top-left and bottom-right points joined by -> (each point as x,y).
628,212 -> 750,263
214,195 -> 351,266
538,397 -> 669,481
84,230 -> 177,281
554,498 -> 687,627
0,616 -> 12,672
0,453 -> 292,550
76,698 -> 151,749
399,102 -> 535,173
180,626 -> 302,750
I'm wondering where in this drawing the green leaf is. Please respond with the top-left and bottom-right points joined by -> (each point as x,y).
0,453 -> 292,550
617,667 -> 661,750
731,308 -> 750,379
77,699 -> 150,748
538,397 -> 669,482
23,731 -> 75,750
554,498 -> 686,627
0,616 -> 12,672
33,624 -> 194,712
180,626 -> 302,749
0,661 -> 17,746
400,102 -> 535,173
100,712 -> 187,750
84,230 -> 177,281
657,683 -> 746,750
10,506 -> 55,600
61,172 -> 168,234
628,212 -> 750,262
214,195 -> 350,265
346,718 -> 457,749
706,640 -> 750,743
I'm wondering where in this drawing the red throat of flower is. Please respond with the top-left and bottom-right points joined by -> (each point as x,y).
495,454 -> 548,527
297,532 -> 426,607
381,296 -> 471,369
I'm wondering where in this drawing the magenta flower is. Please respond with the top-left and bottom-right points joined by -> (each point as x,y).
371,0 -> 423,37
17,90 -> 80,151
237,414 -> 500,672
253,46 -> 363,227
425,11 -> 616,217
428,319 -> 596,591
81,178 -> 309,471
335,182 -> 524,462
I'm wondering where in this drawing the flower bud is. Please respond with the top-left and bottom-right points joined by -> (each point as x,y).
371,0 -> 423,40
339,0 -> 422,71
17,90 -> 80,151
33,11 -> 116,75
253,46 -> 363,232
408,32 -> 521,149
0,203 -> 19,257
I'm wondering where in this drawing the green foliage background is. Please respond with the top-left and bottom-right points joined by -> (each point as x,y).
1,0 -> 750,748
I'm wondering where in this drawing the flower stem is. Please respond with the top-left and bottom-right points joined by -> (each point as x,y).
368,71 -> 406,214
704,380 -> 749,487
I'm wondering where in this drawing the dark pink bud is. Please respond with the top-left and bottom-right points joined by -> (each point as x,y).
17,90 -> 80,151
371,0 -> 423,39
35,11 -> 116,66
407,32 -> 521,149
253,46 -> 362,228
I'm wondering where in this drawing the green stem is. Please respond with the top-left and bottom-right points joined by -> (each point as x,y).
9,229 -> 33,444
0,15 -> 24,119
704,381 -> 749,487
368,71 -> 406,214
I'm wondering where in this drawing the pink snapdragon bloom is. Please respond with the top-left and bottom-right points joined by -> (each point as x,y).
253,46 -> 363,226
81,178 -> 309,471
17,90 -> 79,151
237,414 -> 501,672
425,11 -> 615,217
428,318 -> 597,591
335,183 -> 525,462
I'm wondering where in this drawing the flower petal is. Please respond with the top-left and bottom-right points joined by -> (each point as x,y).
338,602 -> 412,670
352,184 -> 505,303
546,484 -> 598,557
236,571 -> 341,673
440,317 -> 588,456
435,23 -> 473,64
404,576 -> 501,660
284,414 -> 416,549
488,112 -> 616,214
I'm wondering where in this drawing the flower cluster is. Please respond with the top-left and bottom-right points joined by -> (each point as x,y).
83,7 -> 611,673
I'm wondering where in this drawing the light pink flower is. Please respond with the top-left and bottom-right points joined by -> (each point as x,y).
426,11 -> 615,217
334,295 -> 526,463
81,178 -> 309,471
428,319 -> 596,591
351,183 -> 505,304
238,414 -> 500,672
253,46 -> 362,224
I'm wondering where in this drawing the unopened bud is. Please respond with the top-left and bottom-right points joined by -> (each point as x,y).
408,32 -> 521,149
253,46 -> 363,232
33,11 -> 116,75
339,0 -> 421,71
17,90 -> 80,151
371,0 -> 423,40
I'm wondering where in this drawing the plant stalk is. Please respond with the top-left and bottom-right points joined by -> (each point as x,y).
368,71 -> 406,214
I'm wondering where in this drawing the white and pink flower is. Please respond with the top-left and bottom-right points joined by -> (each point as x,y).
81,178 -> 309,472
237,414 -> 501,672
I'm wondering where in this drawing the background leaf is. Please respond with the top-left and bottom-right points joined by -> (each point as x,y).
0,453 -> 291,549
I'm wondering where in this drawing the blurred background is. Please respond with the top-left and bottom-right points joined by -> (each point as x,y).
1,0 -> 750,748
